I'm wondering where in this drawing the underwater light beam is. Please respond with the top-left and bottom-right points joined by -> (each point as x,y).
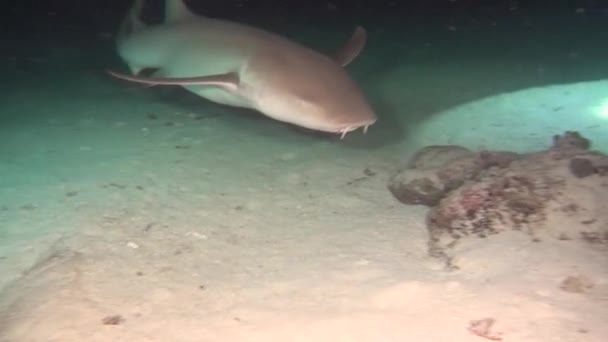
591,98 -> 608,119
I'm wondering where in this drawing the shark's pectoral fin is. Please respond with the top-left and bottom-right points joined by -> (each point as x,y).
333,26 -> 367,67
107,70 -> 240,91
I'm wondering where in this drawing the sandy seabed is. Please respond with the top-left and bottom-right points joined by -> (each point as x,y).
1,17 -> 607,342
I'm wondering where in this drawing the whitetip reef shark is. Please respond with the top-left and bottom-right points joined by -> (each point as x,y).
109,0 -> 377,138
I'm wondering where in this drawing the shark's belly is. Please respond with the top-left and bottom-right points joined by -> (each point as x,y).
184,85 -> 253,109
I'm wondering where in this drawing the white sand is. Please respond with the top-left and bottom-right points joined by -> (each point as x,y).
1,19 -> 607,341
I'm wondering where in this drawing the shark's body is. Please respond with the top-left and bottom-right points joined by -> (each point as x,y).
111,0 -> 377,137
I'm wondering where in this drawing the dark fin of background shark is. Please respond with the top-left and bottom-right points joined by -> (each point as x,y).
333,26 -> 367,67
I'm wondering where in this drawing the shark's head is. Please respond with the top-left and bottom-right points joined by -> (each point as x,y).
246,48 -> 377,138
253,84 -> 377,137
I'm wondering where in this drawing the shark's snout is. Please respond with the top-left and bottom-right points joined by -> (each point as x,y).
319,99 -> 378,138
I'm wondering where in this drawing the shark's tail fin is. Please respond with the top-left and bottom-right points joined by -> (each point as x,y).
116,0 -> 146,46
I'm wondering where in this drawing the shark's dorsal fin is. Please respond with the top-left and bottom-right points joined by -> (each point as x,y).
165,0 -> 200,23
333,26 -> 367,67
